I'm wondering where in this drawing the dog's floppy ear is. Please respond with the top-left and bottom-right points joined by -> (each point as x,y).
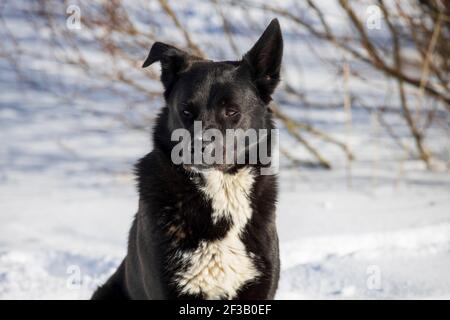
142,42 -> 197,97
242,19 -> 283,104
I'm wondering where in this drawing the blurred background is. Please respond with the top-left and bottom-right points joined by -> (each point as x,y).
0,0 -> 449,299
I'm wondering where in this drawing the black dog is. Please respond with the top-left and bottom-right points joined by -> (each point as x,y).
92,18 -> 283,300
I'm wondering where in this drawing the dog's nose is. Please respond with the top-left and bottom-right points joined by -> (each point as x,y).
191,131 -> 202,149
194,134 -> 203,143
191,136 -> 207,154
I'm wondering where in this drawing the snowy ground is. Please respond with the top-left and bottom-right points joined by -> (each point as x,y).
1,1 -> 449,299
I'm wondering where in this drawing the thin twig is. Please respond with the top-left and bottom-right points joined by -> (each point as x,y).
157,0 -> 204,57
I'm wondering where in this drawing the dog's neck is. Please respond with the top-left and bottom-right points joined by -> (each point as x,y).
175,167 -> 260,299
198,167 -> 255,229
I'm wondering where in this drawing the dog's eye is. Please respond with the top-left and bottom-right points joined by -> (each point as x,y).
182,110 -> 193,118
224,108 -> 239,117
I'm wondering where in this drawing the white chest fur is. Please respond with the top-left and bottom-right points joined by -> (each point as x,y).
175,168 -> 260,299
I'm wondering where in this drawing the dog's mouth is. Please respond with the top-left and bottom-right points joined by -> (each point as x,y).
183,163 -> 234,173
172,128 -> 273,174
179,140 -> 237,173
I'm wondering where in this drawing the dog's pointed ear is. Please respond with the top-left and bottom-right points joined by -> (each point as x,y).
142,42 -> 197,96
242,19 -> 283,103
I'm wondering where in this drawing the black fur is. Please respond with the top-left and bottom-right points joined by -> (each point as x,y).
92,18 -> 283,300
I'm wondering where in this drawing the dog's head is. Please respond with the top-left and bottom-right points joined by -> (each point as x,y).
143,19 -> 283,173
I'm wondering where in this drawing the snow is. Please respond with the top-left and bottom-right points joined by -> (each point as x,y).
0,0 -> 449,300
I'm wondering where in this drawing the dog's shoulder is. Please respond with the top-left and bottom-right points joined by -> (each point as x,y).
135,148 -> 186,194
